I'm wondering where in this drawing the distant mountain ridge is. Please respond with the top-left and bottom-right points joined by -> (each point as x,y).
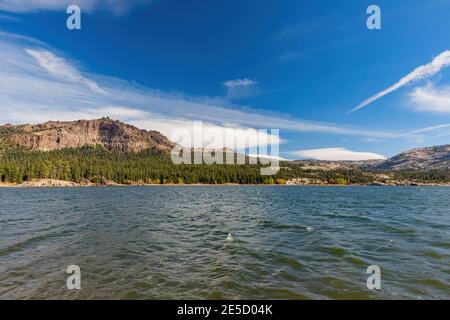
0,118 -> 175,153
291,145 -> 450,171
374,144 -> 450,171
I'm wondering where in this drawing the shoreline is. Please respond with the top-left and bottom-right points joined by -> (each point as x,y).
1,179 -> 449,188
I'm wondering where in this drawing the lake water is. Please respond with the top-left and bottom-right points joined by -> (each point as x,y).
0,186 -> 449,299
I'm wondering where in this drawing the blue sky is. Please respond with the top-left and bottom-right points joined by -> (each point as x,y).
0,0 -> 450,160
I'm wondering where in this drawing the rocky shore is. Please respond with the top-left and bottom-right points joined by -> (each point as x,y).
286,180 -> 450,187
1,179 -> 119,188
1,179 -> 449,187
16,179 -> 80,187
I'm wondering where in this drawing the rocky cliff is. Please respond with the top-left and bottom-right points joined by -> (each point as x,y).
1,118 -> 175,153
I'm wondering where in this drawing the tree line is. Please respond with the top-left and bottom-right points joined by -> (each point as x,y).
0,147 -> 449,184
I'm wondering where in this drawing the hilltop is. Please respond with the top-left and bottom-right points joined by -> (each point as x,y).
374,145 -> 450,171
0,117 -> 175,153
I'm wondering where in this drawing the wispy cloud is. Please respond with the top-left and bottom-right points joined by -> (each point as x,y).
0,0 -> 150,14
436,132 -> 450,138
351,50 -> 450,113
0,12 -> 22,22
223,78 -> 259,100
408,83 -> 450,113
223,79 -> 257,88
292,148 -> 386,161
401,123 -> 450,136
26,49 -> 105,93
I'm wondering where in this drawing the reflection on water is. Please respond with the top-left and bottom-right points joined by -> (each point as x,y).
0,186 -> 449,299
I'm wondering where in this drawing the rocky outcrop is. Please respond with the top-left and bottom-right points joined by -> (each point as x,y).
289,145 -> 450,172
16,179 -> 80,187
374,145 -> 450,171
3,118 -> 175,153
288,159 -> 385,171
14,178 -> 121,187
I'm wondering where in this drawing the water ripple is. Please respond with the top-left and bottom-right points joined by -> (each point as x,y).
0,186 -> 449,299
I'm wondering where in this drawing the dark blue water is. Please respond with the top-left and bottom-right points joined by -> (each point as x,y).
0,186 -> 449,299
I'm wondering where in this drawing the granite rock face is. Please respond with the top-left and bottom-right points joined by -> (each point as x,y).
3,118 -> 175,153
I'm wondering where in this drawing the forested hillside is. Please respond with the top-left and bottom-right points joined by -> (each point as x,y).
1,119 -> 450,185
1,146 -> 449,185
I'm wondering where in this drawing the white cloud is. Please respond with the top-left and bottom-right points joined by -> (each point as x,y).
292,148 -> 386,161
223,78 -> 258,99
25,49 -> 105,93
133,119 -> 281,150
351,50 -> 450,112
223,79 -> 257,88
248,154 -> 286,161
0,0 -> 149,14
408,83 -> 450,113
402,123 -> 450,135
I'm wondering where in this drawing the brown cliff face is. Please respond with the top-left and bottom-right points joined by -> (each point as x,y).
3,118 -> 175,153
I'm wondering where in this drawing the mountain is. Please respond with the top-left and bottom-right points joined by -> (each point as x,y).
0,118 -> 175,153
374,145 -> 450,171
289,146 -> 450,171
1,118 -> 449,172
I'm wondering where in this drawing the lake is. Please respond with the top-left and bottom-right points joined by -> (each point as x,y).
0,186 -> 449,299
